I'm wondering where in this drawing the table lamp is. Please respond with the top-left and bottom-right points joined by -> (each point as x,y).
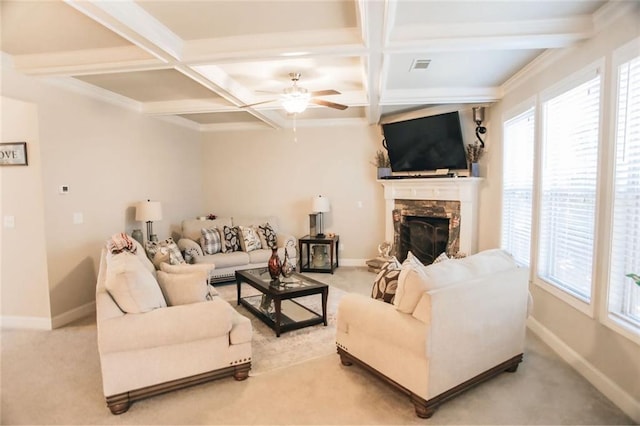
135,200 -> 162,242
312,195 -> 330,238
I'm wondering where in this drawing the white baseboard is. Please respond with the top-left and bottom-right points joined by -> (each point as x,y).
1,301 -> 96,330
51,301 -> 95,329
1,315 -> 52,330
527,317 -> 640,423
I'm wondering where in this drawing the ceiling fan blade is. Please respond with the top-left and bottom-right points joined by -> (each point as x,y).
310,89 -> 341,97
310,98 -> 348,110
239,99 -> 276,108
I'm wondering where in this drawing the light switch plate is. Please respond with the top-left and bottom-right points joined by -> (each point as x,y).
73,212 -> 83,224
4,215 -> 15,228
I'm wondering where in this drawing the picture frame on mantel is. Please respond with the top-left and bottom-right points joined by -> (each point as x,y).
0,142 -> 28,166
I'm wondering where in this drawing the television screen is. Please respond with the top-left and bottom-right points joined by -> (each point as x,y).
382,111 -> 468,173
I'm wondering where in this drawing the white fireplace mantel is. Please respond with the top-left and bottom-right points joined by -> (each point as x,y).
379,177 -> 483,256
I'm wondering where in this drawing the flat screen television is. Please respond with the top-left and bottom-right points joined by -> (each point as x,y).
382,111 -> 468,174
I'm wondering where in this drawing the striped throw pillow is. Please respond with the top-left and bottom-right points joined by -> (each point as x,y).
200,228 -> 222,255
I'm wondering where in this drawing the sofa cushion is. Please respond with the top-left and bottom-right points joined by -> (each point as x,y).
395,249 -> 518,314
258,222 -> 278,249
105,252 -> 167,313
433,251 -> 450,263
239,225 -> 262,252
194,251 -> 250,269
145,238 -> 185,265
222,225 -> 241,252
157,270 -> 209,306
181,218 -> 233,242
371,257 -> 401,304
233,216 -> 279,233
200,227 -> 222,255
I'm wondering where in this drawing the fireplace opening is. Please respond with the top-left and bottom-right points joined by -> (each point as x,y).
399,216 -> 450,264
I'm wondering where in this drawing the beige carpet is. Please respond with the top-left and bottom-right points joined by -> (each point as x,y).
216,281 -> 346,375
0,267 -> 634,425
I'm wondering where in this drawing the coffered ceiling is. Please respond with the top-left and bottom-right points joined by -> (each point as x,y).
1,0 -> 619,131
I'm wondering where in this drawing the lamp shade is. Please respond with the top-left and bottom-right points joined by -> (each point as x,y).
312,195 -> 330,213
135,200 -> 162,222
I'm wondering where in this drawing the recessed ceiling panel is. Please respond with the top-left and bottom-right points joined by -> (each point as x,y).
0,0 -> 133,55
75,69 -> 222,102
215,56 -> 363,93
386,49 -> 544,89
180,111 -> 264,124
394,1 -> 606,25
137,0 -> 357,40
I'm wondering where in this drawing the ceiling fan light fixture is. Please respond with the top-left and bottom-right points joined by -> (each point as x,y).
282,87 -> 310,114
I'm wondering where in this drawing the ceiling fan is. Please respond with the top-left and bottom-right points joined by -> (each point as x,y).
240,72 -> 348,113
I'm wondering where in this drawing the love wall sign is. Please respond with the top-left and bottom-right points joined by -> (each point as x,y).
0,142 -> 28,166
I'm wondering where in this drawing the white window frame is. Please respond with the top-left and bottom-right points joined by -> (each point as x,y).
534,59 -> 605,318
501,98 -> 536,269
599,37 -> 640,345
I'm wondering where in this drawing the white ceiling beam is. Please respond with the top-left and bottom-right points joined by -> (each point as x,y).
358,0 -> 391,125
182,29 -> 365,64
10,46 -> 167,76
382,87 -> 501,105
390,16 -> 594,52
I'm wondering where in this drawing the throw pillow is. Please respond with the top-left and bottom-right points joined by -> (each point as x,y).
159,263 -> 218,298
145,238 -> 185,266
156,270 -> 209,306
433,251 -> 450,263
371,257 -> 401,304
239,225 -> 262,252
105,252 -> 167,313
222,225 -> 241,252
258,222 -> 278,249
393,251 -> 430,313
200,227 -> 222,255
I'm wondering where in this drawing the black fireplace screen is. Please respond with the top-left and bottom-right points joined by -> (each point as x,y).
398,216 -> 449,264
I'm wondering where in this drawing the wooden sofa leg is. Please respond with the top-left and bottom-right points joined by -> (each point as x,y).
233,364 -> 250,381
505,363 -> 519,373
106,394 -> 131,415
411,395 -> 435,418
339,352 -> 353,366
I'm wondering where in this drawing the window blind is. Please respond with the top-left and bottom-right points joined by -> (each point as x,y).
609,55 -> 640,330
538,75 -> 601,301
501,107 -> 535,266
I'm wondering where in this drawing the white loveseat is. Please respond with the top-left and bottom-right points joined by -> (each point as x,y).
177,216 -> 297,283
336,249 -> 530,418
96,240 -> 252,414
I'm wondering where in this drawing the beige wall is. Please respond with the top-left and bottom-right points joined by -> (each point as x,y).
202,124 -> 386,262
1,96 -> 51,323
486,7 -> 640,415
1,65 -> 203,323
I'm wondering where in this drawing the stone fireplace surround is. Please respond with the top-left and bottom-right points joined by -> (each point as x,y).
379,177 -> 482,259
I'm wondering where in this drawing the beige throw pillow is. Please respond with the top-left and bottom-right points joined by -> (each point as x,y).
105,252 -> 167,313
157,270 -> 210,306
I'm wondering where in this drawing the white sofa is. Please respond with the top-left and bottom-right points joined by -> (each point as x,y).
177,216 -> 297,283
336,249 -> 530,418
96,241 -> 252,414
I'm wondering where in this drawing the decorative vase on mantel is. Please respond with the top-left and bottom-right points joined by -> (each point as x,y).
268,248 -> 282,280
470,162 -> 480,177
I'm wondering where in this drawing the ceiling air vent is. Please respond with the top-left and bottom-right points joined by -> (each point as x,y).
410,59 -> 431,71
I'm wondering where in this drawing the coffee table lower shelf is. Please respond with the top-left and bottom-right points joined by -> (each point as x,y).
239,294 -> 325,337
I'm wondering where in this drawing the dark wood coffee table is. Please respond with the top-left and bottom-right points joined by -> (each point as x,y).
235,268 -> 328,337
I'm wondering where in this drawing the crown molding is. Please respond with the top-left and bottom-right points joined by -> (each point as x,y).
593,0 -> 640,34
382,87 -> 501,105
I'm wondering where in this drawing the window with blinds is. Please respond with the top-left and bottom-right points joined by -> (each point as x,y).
608,54 -> 640,331
501,107 -> 535,266
538,73 -> 601,302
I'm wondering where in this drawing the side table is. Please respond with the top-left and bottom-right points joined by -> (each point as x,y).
299,234 -> 339,274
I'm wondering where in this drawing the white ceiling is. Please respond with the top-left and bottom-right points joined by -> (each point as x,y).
1,0 -> 617,131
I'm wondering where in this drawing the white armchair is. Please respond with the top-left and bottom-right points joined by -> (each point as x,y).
336,249 -> 530,418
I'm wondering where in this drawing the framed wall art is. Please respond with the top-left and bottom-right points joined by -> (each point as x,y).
0,142 -> 28,166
